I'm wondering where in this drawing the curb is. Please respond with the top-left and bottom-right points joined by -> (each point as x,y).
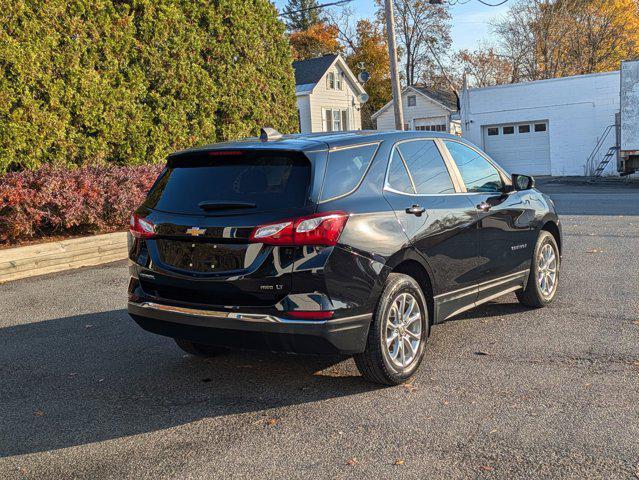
0,232 -> 128,284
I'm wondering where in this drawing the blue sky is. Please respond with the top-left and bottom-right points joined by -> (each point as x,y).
273,0 -> 511,51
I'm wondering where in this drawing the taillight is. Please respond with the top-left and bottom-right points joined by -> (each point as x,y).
249,211 -> 349,246
130,213 -> 155,239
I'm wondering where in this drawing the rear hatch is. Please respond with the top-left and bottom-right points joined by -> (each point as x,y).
135,149 -> 314,307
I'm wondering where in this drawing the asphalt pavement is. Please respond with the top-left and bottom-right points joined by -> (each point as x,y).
1,181 -> 638,479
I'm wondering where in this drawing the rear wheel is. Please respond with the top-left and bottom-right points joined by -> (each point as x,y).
174,338 -> 228,357
517,230 -> 560,307
354,273 -> 430,386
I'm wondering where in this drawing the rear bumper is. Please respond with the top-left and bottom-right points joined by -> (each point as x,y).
128,301 -> 371,355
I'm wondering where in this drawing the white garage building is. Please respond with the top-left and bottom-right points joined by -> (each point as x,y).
460,71 -> 621,176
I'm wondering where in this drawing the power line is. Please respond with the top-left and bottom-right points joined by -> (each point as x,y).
279,0 -> 353,17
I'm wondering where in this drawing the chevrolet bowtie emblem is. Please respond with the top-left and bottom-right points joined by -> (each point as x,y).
186,227 -> 206,237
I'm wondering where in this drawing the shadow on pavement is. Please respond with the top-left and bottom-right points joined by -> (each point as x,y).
0,309 -> 376,457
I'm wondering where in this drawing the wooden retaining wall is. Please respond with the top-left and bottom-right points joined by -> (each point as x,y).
0,232 -> 128,283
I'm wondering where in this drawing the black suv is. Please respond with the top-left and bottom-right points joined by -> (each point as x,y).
128,130 -> 561,385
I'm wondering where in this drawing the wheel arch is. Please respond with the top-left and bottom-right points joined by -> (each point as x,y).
389,258 -> 435,325
541,220 -> 562,254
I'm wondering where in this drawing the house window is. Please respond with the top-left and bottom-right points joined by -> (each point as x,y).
333,109 -> 342,131
336,72 -> 343,90
407,95 -> 417,107
503,126 -> 515,135
535,123 -> 547,132
487,127 -> 499,136
327,72 -> 335,90
322,108 -> 349,132
404,123 -> 409,130
519,125 -> 530,133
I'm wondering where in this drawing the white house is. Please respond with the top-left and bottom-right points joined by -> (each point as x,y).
372,86 -> 460,133
460,71 -> 621,176
293,54 -> 367,133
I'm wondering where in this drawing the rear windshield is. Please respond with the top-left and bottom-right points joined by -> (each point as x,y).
145,151 -> 310,215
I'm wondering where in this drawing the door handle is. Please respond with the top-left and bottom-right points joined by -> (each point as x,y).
405,204 -> 425,216
477,201 -> 491,212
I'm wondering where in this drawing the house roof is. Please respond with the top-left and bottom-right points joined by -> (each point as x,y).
292,54 -> 366,97
412,86 -> 458,111
292,54 -> 339,86
371,85 -> 459,120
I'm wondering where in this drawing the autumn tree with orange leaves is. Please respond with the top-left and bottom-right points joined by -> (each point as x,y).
492,0 -> 639,82
345,20 -> 391,128
289,22 -> 343,60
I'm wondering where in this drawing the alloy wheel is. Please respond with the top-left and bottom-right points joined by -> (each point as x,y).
537,243 -> 558,297
385,292 -> 422,369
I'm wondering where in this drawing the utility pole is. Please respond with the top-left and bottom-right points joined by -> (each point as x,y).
384,0 -> 404,130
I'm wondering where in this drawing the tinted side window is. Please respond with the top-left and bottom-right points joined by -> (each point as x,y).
397,140 -> 455,194
387,149 -> 414,193
320,144 -> 378,201
444,141 -> 503,193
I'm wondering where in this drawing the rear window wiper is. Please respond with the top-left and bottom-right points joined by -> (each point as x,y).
198,201 -> 257,211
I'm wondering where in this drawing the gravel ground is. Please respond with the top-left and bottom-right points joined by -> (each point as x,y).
1,182 -> 638,479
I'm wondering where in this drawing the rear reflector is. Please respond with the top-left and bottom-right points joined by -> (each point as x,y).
249,211 -> 348,246
285,311 -> 334,320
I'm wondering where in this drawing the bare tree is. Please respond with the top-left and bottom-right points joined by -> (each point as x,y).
375,0 -> 452,86
453,42 -> 513,88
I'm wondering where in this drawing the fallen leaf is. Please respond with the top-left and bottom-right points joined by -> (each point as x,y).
84,324 -> 93,329
632,320 -> 639,326
34,410 -> 44,417
346,458 -> 358,466
479,465 -> 495,472
266,418 -> 277,427
19,467 -> 28,475
489,428 -> 498,434
394,458 -> 405,466
403,383 -> 417,393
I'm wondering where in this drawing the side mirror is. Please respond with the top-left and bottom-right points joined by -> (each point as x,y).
512,173 -> 535,191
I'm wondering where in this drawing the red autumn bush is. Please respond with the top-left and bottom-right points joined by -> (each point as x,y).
0,164 -> 164,244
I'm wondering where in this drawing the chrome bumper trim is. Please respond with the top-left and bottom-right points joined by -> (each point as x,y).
135,302 -> 369,326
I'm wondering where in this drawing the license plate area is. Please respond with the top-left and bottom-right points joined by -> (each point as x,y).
156,240 -> 246,273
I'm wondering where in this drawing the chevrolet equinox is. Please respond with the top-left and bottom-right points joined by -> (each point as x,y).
128,130 -> 561,385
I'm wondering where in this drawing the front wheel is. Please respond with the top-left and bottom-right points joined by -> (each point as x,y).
517,230 -> 560,307
354,273 -> 430,386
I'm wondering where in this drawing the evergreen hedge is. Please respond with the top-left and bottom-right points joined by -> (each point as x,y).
0,0 -> 298,173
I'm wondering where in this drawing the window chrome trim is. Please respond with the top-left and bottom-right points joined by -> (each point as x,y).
383,137 -> 465,197
318,141 -> 382,204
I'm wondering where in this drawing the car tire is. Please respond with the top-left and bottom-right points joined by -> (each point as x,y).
517,230 -> 560,308
174,338 -> 228,357
354,273 -> 430,386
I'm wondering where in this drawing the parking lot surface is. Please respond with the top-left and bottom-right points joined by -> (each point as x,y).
1,181 -> 638,479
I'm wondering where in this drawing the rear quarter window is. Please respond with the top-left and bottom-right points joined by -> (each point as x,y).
320,143 -> 379,202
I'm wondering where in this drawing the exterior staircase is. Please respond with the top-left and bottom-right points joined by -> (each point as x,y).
592,146 -> 620,177
585,124 -> 618,177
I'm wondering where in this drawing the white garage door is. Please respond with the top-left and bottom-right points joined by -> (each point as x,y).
482,121 -> 551,176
